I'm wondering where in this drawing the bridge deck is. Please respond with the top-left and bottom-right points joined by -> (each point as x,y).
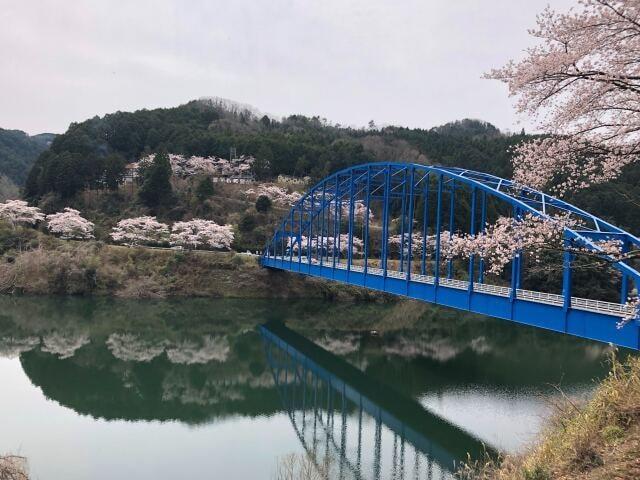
273,256 -> 633,318
263,255 -> 640,350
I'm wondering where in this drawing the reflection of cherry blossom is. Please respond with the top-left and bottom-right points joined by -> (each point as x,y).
0,336 -> 39,359
165,336 -> 230,364
161,372 -> 245,406
315,334 -> 360,355
382,333 -> 462,362
106,333 -> 167,362
41,332 -> 90,359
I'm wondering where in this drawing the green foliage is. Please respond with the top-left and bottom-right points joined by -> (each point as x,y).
522,466 -> 550,480
0,128 -> 54,186
0,174 -> 19,201
255,195 -> 272,213
601,424 -> 625,444
103,153 -> 126,190
239,213 -> 257,233
195,176 -> 215,201
138,150 -> 173,208
0,222 -> 40,254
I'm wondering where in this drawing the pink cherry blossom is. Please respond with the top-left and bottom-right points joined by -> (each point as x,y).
245,184 -> 302,206
287,234 -> 364,256
486,0 -> 640,195
138,153 -> 255,178
111,216 -> 170,246
619,296 -> 640,328
0,199 -> 45,227
170,219 -> 234,250
46,208 -> 94,240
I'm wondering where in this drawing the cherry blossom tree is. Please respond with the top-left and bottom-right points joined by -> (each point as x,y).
486,0 -> 640,195
111,216 -> 169,246
0,199 -> 45,228
483,0 -> 640,323
389,232 -> 425,257
246,184 -> 302,206
340,200 -> 374,221
46,208 -> 95,240
170,219 -> 234,250
138,153 -> 255,178
287,234 -> 364,257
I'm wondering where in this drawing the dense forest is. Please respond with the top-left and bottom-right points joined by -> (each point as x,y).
23,100 -> 523,198
0,128 -> 55,199
0,128 -> 54,185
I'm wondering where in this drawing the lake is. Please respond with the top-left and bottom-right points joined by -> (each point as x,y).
0,296 -> 617,479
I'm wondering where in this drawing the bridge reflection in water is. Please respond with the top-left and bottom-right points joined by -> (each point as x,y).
261,323 -> 493,480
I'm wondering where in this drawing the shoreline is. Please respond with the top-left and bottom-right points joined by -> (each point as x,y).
0,239 -> 389,301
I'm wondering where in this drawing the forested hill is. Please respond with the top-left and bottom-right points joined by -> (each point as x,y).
23,98 -> 524,199
0,129 -> 55,184
20,98 -> 640,234
0,128 -> 55,200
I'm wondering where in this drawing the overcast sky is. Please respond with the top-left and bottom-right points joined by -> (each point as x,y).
1,0 -> 575,135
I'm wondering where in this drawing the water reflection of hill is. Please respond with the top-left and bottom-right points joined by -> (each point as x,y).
0,296 -> 617,425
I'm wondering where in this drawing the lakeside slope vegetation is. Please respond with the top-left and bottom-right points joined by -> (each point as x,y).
461,354 -> 640,480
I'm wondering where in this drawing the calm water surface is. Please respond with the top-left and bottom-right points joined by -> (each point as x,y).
0,297 -> 619,479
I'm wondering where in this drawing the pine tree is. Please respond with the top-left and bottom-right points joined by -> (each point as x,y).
195,176 -> 215,201
138,150 -> 173,207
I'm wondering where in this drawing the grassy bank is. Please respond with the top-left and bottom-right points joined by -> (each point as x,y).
0,232 -> 385,300
461,354 -> 640,480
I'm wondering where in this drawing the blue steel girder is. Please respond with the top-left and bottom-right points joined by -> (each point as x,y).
262,162 -> 640,350
272,162 -> 640,280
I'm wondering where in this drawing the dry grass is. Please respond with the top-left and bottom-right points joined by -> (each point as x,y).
272,453 -> 327,480
459,353 -> 640,480
0,455 -> 28,480
0,237 -> 377,300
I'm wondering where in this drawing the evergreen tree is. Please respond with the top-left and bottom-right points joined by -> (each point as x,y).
255,195 -> 272,213
195,176 -> 215,201
239,213 -> 257,232
138,150 -> 173,207
103,153 -> 126,190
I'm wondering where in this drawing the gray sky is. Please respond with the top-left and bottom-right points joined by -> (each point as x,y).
1,0 -> 574,135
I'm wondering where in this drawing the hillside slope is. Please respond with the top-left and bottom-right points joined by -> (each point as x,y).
0,128 -> 55,200
0,129 -> 54,184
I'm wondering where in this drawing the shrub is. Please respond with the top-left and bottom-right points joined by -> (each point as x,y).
239,214 -> 257,233
255,195 -> 272,213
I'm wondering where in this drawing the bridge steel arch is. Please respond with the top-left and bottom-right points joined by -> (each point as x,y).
261,163 -> 640,350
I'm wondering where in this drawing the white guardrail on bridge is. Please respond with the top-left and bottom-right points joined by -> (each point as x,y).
271,256 -> 635,318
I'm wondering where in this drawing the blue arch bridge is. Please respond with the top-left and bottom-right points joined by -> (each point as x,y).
261,163 -> 640,351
